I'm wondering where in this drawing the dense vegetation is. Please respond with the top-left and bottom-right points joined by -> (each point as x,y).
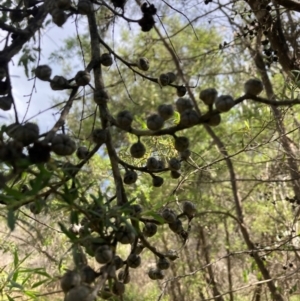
1,0 -> 300,300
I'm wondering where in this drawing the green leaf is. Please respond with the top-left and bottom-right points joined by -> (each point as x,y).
6,294 -> 14,301
7,209 -> 15,231
13,248 -> 19,268
31,279 -> 50,288
58,222 -> 77,240
141,210 -> 164,224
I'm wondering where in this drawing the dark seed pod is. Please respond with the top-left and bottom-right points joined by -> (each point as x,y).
180,149 -> 191,160
244,78 -> 264,95
143,222 -> 157,237
148,268 -> 164,280
117,110 -> 133,129
158,73 -> 169,86
92,128 -> 107,144
180,109 -> 200,127
170,170 -> 181,179
169,219 -> 183,234
157,104 -> 174,120
157,257 -> 170,270
146,114 -> 164,131
166,72 -> 176,84
56,0 -> 71,9
124,170 -> 138,185
35,65 -> 52,81
215,95 -> 234,112
182,201 -> 196,217
152,176 -> 164,187
207,114 -> 221,126
29,199 -> 45,214
52,134 -> 76,156
177,86 -> 187,97
118,270 -> 131,284
75,70 -> 91,86
80,265 -> 99,284
116,225 -> 135,244
112,281 -> 125,296
130,141 -> 146,158
65,285 -> 94,301
50,75 -> 69,90
127,253 -> 141,268
176,98 -> 193,113
28,141 -> 51,164
94,89 -> 109,105
100,264 -> 116,279
60,270 -> 81,293
100,53 -> 113,67
161,208 -> 177,223
114,255 -> 124,270
129,204 -> 143,217
0,96 -> 13,111
146,157 -> 159,171
95,245 -> 113,264
165,249 -> 179,261
76,146 -> 89,160
137,57 -> 149,71
157,160 -> 165,170
51,8 -> 67,27
7,122 -> 39,146
168,158 -> 181,171
174,136 -> 190,152
199,88 -> 218,105
77,0 -> 92,14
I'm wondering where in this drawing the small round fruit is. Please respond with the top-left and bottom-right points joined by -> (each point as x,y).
169,219 -> 183,234
116,226 -> 135,244
148,268 -> 164,280
161,208 -> 177,223
157,160 -> 165,170
146,157 -> 159,171
9,10 -> 24,23
152,176 -> 164,187
157,257 -> 170,270
124,170 -> 138,185
182,200 -> 196,217
76,146 -> 89,160
35,65 -> 52,81
112,281 -> 125,295
92,128 -> 107,144
116,110 -> 133,129
100,53 -> 113,67
176,98 -> 193,113
215,95 -> 235,112
137,57 -> 149,71
94,89 -> 109,105
134,243 -> 144,255
130,141 -> 146,158
199,88 -> 218,105
174,136 -> 190,152
177,86 -> 187,97
8,122 -> 39,145
180,109 -> 200,126
0,96 -> 12,111
29,199 -> 44,215
180,149 -> 191,160
158,104 -> 174,120
244,78 -> 264,95
114,255 -> 124,270
60,270 -> 81,293
51,134 -> 76,156
127,253 -> 141,268
207,114 -> 221,126
168,158 -> 181,171
129,204 -> 143,217
75,70 -> 91,86
80,266 -> 98,284
95,245 -> 113,264
170,170 -> 181,179
158,73 -> 169,86
166,72 -> 176,84
50,75 -> 69,90
51,8 -> 67,27
65,285 -> 95,301
146,114 -> 164,131
143,222 -> 157,237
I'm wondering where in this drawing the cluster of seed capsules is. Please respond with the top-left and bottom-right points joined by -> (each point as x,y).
61,201 -> 196,300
